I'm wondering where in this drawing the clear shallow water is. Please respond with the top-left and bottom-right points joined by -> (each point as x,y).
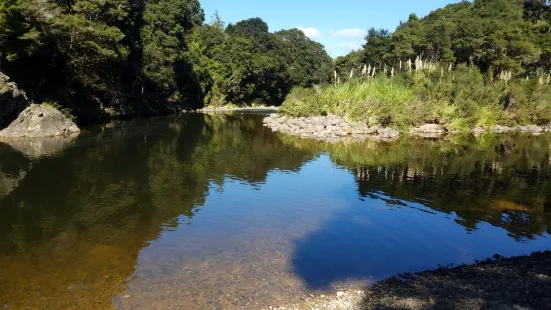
0,113 -> 550,309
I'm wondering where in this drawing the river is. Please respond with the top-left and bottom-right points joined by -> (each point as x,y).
0,113 -> 550,309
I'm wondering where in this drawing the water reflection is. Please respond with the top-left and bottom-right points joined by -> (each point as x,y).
286,135 -> 551,290
282,134 -> 551,240
0,114 -> 312,309
0,115 -> 550,309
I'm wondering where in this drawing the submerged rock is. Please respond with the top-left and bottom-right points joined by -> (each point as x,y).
0,72 -> 29,129
0,104 -> 80,139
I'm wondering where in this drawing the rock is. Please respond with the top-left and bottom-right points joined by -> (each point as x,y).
335,130 -> 348,137
0,72 -> 29,129
0,104 -> 80,139
411,123 -> 444,134
352,125 -> 369,134
263,114 -> 402,142
378,127 -> 400,139
336,291 -> 345,299
123,295 -> 132,299
366,126 -> 380,134
491,125 -> 513,133
517,125 -> 543,133
472,127 -> 486,134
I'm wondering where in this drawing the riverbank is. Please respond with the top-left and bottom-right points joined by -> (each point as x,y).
195,106 -> 280,113
263,114 -> 551,142
276,251 -> 551,310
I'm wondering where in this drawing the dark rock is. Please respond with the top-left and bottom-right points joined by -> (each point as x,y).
0,104 -> 80,139
0,72 -> 29,129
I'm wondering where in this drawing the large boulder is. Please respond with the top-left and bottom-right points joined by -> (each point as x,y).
0,104 -> 80,138
0,72 -> 29,129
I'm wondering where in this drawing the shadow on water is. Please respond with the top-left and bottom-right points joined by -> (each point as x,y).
2,115 -> 551,308
0,113 -> 313,309
289,134 -> 551,290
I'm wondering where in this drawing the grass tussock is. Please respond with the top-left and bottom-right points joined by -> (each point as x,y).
280,63 -> 551,130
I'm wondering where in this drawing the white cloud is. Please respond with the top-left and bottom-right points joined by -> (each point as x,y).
338,41 -> 363,52
297,27 -> 323,39
325,41 -> 363,58
329,28 -> 367,39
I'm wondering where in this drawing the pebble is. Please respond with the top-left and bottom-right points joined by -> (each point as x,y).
273,251 -> 551,310
123,295 -> 131,299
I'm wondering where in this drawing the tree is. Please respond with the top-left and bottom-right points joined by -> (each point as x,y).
275,29 -> 332,86
362,28 -> 393,66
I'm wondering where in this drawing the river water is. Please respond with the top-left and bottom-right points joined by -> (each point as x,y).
0,113 -> 550,309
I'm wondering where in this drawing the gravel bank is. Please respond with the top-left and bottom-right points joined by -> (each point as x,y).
276,251 -> 551,310
263,114 -> 400,142
263,114 -> 551,142
196,106 -> 279,113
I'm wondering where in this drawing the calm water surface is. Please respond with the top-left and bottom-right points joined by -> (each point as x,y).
0,113 -> 550,309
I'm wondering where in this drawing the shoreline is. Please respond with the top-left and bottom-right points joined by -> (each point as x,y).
194,106 -> 280,113
263,114 -> 551,142
275,251 -> 551,310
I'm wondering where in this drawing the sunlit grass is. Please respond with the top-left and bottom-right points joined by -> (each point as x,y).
280,63 -> 551,130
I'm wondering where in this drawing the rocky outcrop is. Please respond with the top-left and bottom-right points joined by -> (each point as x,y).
0,72 -> 29,129
0,104 -> 80,139
263,114 -> 400,142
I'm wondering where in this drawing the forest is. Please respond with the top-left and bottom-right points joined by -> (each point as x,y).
0,0 -> 332,124
282,0 -> 551,129
2,0 -> 551,127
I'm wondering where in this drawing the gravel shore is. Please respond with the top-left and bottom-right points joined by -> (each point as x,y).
275,251 -> 551,310
263,114 -> 551,142
196,106 -> 280,113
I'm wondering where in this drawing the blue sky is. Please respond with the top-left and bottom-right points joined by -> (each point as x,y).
201,0 -> 459,58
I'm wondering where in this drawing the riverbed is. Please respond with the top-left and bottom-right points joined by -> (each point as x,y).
0,113 -> 550,309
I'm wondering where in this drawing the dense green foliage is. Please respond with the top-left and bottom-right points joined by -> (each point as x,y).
281,63 -> 551,129
337,0 -> 551,76
286,0 -> 551,129
0,1 -> 331,124
186,18 -> 331,108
